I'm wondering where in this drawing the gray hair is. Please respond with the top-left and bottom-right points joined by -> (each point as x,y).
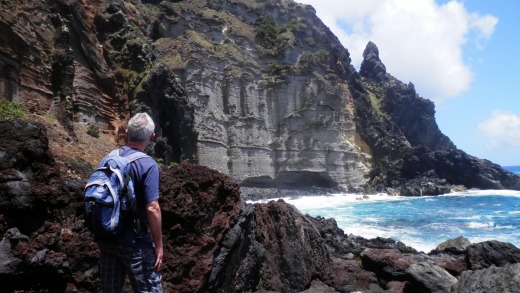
127,112 -> 155,143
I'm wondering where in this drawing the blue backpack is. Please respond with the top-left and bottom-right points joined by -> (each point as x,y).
84,149 -> 150,238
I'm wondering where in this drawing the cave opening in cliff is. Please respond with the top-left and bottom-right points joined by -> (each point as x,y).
156,106 -> 198,165
275,171 -> 338,189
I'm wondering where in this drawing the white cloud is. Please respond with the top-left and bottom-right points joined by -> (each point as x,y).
478,110 -> 520,149
296,0 -> 498,103
468,13 -> 499,49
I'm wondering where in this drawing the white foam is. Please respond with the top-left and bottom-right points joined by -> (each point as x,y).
447,189 -> 520,197
248,189 -> 520,208
247,193 -> 407,207
466,221 -> 495,229
247,190 -> 520,251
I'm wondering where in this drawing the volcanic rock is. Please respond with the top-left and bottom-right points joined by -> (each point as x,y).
1,120 -> 520,292
432,236 -> 472,255
406,262 -> 457,293
2,0 -> 520,292
466,240 -> 520,270
451,263 -> 520,293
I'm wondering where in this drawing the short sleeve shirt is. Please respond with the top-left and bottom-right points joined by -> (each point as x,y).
116,146 -> 160,248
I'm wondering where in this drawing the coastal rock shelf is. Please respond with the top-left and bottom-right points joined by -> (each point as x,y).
1,120 -> 520,292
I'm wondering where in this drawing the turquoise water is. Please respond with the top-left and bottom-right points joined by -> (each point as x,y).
251,190 -> 520,253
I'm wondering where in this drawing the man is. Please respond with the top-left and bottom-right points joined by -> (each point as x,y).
97,112 -> 163,293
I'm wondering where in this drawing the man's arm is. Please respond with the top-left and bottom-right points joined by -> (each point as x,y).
146,200 -> 163,271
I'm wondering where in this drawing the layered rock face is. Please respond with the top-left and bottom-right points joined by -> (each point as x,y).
1,0 -> 518,193
0,0 -> 372,191
151,0 -> 372,190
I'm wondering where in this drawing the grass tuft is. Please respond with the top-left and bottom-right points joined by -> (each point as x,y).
0,99 -> 28,120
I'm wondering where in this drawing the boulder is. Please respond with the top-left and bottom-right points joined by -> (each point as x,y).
452,263 -> 520,293
324,257 -> 381,292
158,161 -> 243,293
0,228 -> 28,274
232,200 -> 332,292
0,120 -> 71,234
298,279 -> 337,293
405,262 -> 457,293
386,281 -> 407,293
432,254 -> 468,277
0,226 -> 71,292
466,240 -> 520,270
360,249 -> 412,282
432,236 -> 471,255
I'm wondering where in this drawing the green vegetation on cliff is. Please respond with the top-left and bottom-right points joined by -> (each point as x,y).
255,15 -> 297,53
0,99 -> 28,120
362,79 -> 387,117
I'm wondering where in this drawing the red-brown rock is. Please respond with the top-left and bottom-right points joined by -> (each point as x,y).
158,161 -> 243,293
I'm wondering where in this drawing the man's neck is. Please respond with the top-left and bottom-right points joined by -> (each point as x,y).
126,141 -> 147,151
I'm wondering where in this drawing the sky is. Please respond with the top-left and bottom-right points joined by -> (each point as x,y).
295,0 -> 520,166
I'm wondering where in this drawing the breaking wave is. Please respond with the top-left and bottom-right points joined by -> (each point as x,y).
249,190 -> 520,252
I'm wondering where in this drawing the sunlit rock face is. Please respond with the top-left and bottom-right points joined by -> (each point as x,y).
0,0 -> 373,190
156,1 -> 373,191
1,0 -> 519,193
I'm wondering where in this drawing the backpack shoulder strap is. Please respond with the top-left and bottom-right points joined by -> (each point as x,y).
106,149 -> 150,163
118,150 -> 151,187
95,149 -> 121,169
124,151 -> 151,163
108,149 -> 121,158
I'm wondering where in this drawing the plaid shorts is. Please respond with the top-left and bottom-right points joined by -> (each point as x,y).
98,240 -> 162,293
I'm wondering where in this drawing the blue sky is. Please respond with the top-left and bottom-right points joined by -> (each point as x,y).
296,0 -> 520,166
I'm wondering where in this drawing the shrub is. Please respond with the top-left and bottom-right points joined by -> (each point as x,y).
86,123 -> 100,138
255,15 -> 285,48
0,99 -> 28,120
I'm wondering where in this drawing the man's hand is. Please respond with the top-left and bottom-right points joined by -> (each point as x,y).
154,244 -> 163,270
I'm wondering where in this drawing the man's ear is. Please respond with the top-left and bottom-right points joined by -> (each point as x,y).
150,132 -> 156,141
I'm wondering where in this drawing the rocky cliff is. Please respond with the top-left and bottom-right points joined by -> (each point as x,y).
3,1 -> 520,292
2,120 -> 520,292
1,0 -> 518,194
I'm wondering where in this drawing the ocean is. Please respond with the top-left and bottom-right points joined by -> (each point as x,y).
250,167 -> 520,253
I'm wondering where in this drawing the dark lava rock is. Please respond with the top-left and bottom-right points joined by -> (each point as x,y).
452,263 -> 520,293
466,240 -> 520,270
